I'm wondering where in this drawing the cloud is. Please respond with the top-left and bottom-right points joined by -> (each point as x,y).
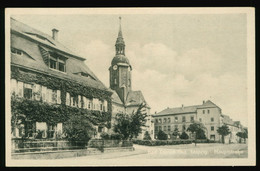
77,40 -> 247,126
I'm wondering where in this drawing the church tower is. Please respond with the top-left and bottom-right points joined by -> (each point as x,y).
109,17 -> 132,104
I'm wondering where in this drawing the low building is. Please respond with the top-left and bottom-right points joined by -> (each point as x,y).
154,100 -> 222,141
221,115 -> 244,143
10,18 -> 112,139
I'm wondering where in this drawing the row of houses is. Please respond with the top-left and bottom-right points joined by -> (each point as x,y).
9,17 -> 245,143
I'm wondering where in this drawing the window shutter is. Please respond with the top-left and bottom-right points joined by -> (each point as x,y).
104,100 -> 107,111
78,95 -> 81,108
70,97 -> 74,107
11,79 -> 18,95
66,92 -> 70,106
33,84 -> 41,101
83,96 -> 87,109
17,81 -> 24,97
42,86 -> 47,102
57,90 -> 61,104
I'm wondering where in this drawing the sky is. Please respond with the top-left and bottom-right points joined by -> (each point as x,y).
12,12 -> 248,126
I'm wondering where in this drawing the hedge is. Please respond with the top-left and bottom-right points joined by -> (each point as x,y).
132,139 -> 193,146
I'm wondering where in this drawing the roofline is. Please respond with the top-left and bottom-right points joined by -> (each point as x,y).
11,64 -> 113,95
153,112 -> 197,117
11,29 -> 86,61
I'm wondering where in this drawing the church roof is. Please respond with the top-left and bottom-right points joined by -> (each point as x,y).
111,90 -> 124,105
111,54 -> 130,66
155,100 -> 220,116
10,18 -> 111,93
125,90 -> 150,108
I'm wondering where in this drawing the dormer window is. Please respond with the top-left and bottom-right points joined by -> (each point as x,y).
49,52 -> 66,72
11,47 -> 23,56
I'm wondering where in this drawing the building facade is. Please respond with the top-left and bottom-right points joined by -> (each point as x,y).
154,100 -> 222,141
220,115 -> 244,143
109,17 -> 153,139
10,18 -> 112,139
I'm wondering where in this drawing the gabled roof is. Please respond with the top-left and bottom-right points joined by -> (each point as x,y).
125,90 -> 150,108
10,18 -> 111,93
111,90 -> 124,105
155,100 -> 220,116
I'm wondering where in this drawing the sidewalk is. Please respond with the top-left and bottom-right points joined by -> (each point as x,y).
66,147 -> 148,159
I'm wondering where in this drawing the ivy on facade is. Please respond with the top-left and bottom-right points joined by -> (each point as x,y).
11,66 -> 113,128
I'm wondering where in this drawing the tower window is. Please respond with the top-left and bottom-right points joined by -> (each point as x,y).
114,79 -> 117,84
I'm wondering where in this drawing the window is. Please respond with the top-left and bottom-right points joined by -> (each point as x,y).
98,126 -> 103,133
114,79 -> 117,84
208,109 -> 210,114
203,110 -> 205,114
164,118 -> 167,123
174,125 -> 178,129
159,126 -> 162,131
211,126 -> 214,131
175,117 -> 178,122
49,52 -> 66,72
159,119 -> 162,123
182,116 -> 186,122
168,118 -> 171,123
88,100 -> 92,109
163,126 -> 166,131
190,116 -> 194,122
51,90 -> 57,103
155,126 -> 158,132
100,103 -> 103,111
155,119 -> 158,123
24,83 -> 33,99
11,47 -> 23,56
211,117 -> 214,122
168,126 -> 171,131
182,125 -> 186,132
199,118 -> 202,122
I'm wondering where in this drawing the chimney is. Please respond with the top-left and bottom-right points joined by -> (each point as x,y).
52,28 -> 59,41
155,111 -> 157,114
182,104 -> 184,110
203,100 -> 205,104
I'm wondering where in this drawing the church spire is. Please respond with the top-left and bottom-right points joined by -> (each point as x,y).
115,16 -> 125,55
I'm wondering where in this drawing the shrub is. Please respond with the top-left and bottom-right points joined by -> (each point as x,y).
110,133 -> 123,140
143,131 -> 152,140
179,132 -> 189,139
157,130 -> 168,140
100,132 -> 110,140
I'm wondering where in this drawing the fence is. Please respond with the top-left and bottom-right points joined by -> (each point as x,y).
88,139 -> 133,148
11,138 -> 86,153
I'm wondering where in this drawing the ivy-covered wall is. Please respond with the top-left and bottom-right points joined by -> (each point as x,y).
11,65 -> 113,128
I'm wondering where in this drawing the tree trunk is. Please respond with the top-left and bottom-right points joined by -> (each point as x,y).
194,133 -> 197,146
222,135 -> 225,144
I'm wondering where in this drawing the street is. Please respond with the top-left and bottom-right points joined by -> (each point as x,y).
58,143 -> 248,160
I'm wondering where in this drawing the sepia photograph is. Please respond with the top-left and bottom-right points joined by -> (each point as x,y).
5,8 -> 255,166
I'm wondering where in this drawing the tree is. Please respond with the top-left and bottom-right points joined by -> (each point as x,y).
63,114 -> 94,147
157,130 -> 168,140
113,103 -> 147,140
217,125 -> 231,144
236,129 -> 248,144
180,132 -> 189,139
172,128 -> 180,139
143,131 -> 152,140
187,122 -> 206,146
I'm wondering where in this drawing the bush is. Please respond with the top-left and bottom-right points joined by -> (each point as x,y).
180,132 -> 189,139
143,131 -> 152,140
157,130 -> 168,140
132,139 -> 192,146
100,132 -> 110,140
110,133 -> 123,140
